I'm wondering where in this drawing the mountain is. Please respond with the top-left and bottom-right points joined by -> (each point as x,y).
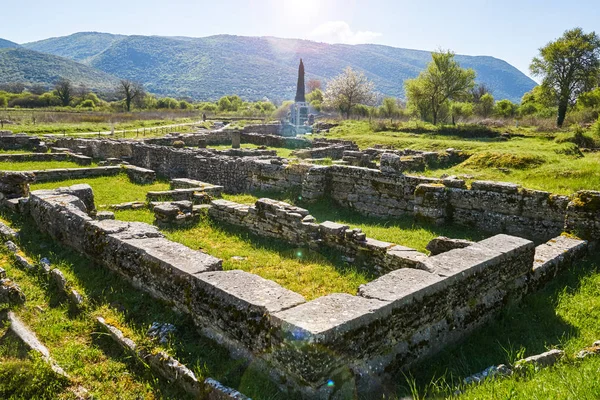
0,46 -> 121,91
23,32 -> 537,102
0,39 -> 20,49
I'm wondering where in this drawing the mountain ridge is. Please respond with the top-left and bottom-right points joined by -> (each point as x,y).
0,46 -> 121,91
21,32 -> 536,102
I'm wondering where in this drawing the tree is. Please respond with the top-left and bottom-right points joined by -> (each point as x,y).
324,67 -> 376,119
471,83 -> 492,103
476,93 -> 495,117
54,78 -> 74,107
405,50 -> 476,124
379,97 -> 400,123
450,102 -> 474,124
494,99 -> 518,118
117,80 -> 145,112
530,28 -> 600,127
29,84 -> 47,95
307,79 -> 322,93
0,96 -> 7,109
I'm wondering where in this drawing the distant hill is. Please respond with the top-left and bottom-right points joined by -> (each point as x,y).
0,39 -> 20,49
23,32 -> 537,102
0,46 -> 121,91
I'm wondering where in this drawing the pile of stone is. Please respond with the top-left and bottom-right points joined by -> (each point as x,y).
153,201 -> 196,227
0,171 -> 34,201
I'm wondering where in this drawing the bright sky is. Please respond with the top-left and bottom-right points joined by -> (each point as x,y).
2,0 -> 599,77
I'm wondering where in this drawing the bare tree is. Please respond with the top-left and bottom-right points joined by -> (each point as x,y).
306,79 -> 322,93
117,80 -> 145,112
54,78 -> 74,106
75,84 -> 89,100
29,84 -> 47,95
0,82 -> 25,94
471,83 -> 492,103
324,67 -> 376,119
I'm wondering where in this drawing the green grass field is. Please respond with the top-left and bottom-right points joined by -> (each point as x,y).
0,160 -> 95,171
31,175 -> 170,207
207,143 -> 295,158
320,120 -> 600,194
115,209 -> 370,300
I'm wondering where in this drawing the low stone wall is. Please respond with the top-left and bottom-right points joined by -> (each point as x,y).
8,182 -> 590,397
293,141 -> 359,160
29,166 -> 122,183
242,123 -> 282,135
270,234 -> 536,393
27,184 -> 305,355
0,172 -> 34,200
240,132 -> 311,149
0,133 -> 47,152
45,138 -> 600,242
123,165 -> 156,184
302,164 -> 600,242
209,198 -> 428,275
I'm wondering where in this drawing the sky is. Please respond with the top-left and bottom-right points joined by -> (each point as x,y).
1,0 -> 599,78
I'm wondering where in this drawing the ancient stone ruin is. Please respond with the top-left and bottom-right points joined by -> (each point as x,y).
0,131 -> 597,398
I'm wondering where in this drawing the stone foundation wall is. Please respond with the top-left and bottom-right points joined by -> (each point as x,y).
29,166 -> 122,183
44,139 -> 600,242
12,183 -> 589,396
209,198 -> 428,275
0,133 -> 47,152
242,123 -> 282,135
27,185 -> 305,353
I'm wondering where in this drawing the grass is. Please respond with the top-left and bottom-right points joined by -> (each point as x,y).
31,174 -> 170,207
115,209 -> 370,300
222,193 -> 486,253
2,109 -> 203,135
0,160 -> 95,171
207,143 -> 295,158
322,120 -> 600,194
0,214 -> 286,400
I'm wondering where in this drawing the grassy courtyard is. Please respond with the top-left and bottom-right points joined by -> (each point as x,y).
320,121 -> 600,194
0,160 -> 95,171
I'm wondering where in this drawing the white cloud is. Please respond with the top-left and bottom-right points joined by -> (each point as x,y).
309,21 -> 382,45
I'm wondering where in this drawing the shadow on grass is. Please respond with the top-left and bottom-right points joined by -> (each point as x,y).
2,210 -> 287,399
393,255 -> 599,398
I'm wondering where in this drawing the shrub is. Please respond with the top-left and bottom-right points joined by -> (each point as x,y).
79,99 -> 95,108
172,140 -> 185,148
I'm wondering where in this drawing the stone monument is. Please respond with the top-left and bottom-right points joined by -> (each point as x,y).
289,59 -> 311,134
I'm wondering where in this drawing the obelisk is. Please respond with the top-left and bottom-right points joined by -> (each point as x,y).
295,59 -> 306,103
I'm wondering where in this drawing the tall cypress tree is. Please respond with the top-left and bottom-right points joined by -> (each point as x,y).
295,59 -> 306,102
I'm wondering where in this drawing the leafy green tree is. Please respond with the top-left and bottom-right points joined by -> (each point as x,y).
379,97 -> 400,122
405,50 -> 476,124
475,93 -> 495,117
324,67 -> 376,119
306,88 -> 323,103
0,96 -> 6,109
218,97 -> 232,112
577,87 -> 600,110
450,102 -> 474,123
494,99 -> 518,118
157,97 -> 178,109
530,28 -> 600,127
